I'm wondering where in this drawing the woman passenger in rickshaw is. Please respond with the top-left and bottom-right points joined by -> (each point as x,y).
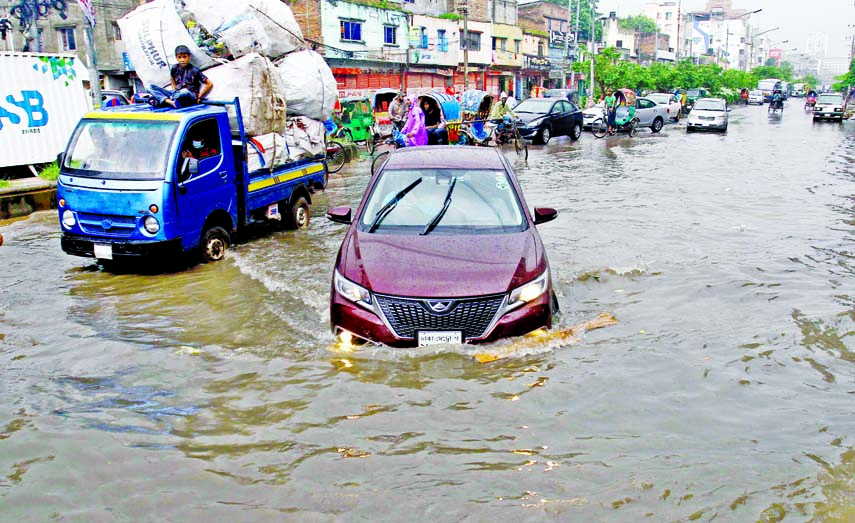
421,96 -> 447,145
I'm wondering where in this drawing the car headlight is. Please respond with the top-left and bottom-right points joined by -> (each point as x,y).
143,215 -> 160,234
62,210 -> 76,229
334,270 -> 372,308
507,271 -> 549,310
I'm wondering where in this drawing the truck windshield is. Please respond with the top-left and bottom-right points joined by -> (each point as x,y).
63,119 -> 178,180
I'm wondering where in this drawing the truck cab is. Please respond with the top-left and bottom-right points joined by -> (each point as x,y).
57,100 -> 326,263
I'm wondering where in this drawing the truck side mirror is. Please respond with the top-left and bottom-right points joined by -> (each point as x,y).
326,206 -> 352,224
179,157 -> 198,183
56,152 -> 64,167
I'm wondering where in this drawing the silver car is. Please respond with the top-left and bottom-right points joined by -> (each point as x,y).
686,98 -> 729,132
582,97 -> 669,132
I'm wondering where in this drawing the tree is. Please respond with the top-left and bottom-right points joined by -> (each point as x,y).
619,15 -> 657,34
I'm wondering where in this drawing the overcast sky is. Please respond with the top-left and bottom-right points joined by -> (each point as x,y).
597,0 -> 855,58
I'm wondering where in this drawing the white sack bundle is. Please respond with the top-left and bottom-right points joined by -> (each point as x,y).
181,0 -> 304,60
204,53 -> 287,137
284,116 -> 326,159
247,133 -> 290,172
117,0 -> 218,87
275,50 -> 337,122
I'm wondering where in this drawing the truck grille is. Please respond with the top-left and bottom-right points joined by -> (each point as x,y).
375,294 -> 505,340
77,212 -> 137,238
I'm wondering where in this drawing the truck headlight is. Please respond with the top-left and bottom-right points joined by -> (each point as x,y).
507,272 -> 549,310
334,270 -> 372,308
143,215 -> 160,234
62,210 -> 76,229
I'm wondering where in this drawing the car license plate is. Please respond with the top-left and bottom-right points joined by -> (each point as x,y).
93,243 -> 113,260
418,331 -> 462,347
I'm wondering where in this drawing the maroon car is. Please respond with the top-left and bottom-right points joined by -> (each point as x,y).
327,146 -> 558,348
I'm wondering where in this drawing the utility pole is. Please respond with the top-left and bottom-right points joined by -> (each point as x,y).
78,0 -> 100,108
458,0 -> 469,91
589,2 -> 595,105
573,0 -> 580,91
564,0 -> 571,90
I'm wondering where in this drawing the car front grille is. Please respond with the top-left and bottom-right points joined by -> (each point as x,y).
375,294 -> 506,340
77,212 -> 137,238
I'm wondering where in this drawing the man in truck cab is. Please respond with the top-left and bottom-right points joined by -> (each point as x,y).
148,45 -> 214,109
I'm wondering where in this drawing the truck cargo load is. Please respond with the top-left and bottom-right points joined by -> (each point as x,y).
0,52 -> 91,169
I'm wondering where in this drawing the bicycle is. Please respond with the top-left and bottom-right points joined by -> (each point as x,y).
370,129 -> 407,174
329,123 -> 376,155
495,118 -> 528,160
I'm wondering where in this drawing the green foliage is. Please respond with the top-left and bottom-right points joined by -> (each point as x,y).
751,64 -> 792,82
619,15 -> 657,34
573,47 -> 761,101
438,12 -> 461,21
798,74 -> 819,88
833,57 -> 855,92
0,179 -> 9,189
38,162 -> 59,182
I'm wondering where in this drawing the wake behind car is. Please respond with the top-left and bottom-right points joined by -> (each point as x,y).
686,98 -> 729,132
514,97 -> 583,144
813,93 -> 845,121
327,146 -> 558,348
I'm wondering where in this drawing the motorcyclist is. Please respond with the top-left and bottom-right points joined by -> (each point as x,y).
771,89 -> 783,109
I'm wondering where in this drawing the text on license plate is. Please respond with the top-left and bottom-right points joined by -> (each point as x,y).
94,244 -> 113,260
418,331 -> 463,346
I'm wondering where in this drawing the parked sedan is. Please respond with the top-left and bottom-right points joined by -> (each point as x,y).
686,97 -> 729,132
813,93 -> 845,121
582,102 -> 605,130
646,92 -> 682,122
582,97 -> 668,132
514,97 -> 583,144
327,146 -> 558,348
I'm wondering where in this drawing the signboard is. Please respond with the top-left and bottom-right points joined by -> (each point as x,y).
76,0 -> 96,27
549,68 -> 565,79
549,31 -> 574,48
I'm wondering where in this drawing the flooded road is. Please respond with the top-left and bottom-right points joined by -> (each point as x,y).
2,104 -> 855,521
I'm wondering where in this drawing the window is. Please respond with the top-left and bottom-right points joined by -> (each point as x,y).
112,24 -> 122,41
665,12 -> 671,20
418,27 -> 427,49
384,26 -> 397,45
437,30 -> 448,52
340,20 -> 362,42
537,41 -> 544,57
57,27 -> 76,51
616,39 -> 623,48
181,118 -> 222,164
514,40 -> 520,53
36,28 -> 44,52
461,31 -> 481,52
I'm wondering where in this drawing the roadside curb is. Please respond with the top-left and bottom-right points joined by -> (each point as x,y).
0,178 -> 57,220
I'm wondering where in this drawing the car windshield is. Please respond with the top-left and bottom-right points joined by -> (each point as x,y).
513,99 -> 554,114
63,119 -> 178,180
647,94 -> 669,104
544,90 -> 568,97
688,89 -> 703,97
693,100 -> 725,111
750,91 -> 762,95
359,168 -> 526,234
818,94 -> 843,104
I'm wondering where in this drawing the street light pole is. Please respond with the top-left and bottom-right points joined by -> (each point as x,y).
458,0 -> 469,91
589,2 -> 594,105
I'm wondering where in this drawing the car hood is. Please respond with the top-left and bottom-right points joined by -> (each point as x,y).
337,230 -> 545,298
515,112 -> 548,125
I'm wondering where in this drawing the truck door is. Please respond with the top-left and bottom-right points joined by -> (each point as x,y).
175,117 -> 234,251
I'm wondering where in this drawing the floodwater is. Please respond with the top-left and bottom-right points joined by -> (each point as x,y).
2,104 -> 854,521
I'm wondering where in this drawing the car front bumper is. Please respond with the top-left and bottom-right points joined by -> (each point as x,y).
686,120 -> 726,131
330,288 -> 553,348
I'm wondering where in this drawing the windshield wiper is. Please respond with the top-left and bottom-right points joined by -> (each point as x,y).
368,178 -> 423,233
421,178 -> 457,236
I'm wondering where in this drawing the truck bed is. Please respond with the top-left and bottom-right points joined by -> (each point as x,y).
244,154 -> 326,215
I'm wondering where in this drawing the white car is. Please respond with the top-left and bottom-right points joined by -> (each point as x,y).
813,93 -> 845,121
646,92 -> 682,122
748,90 -> 764,105
686,97 -> 729,132
582,98 -> 669,132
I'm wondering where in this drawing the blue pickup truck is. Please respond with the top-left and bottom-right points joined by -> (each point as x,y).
57,98 -> 327,263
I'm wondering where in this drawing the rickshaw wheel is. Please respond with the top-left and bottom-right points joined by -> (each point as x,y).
325,140 -> 346,174
628,119 -> 639,138
365,132 -> 376,154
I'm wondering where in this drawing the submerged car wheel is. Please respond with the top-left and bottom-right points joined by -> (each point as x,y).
538,126 -> 551,145
651,117 -> 664,133
201,226 -> 229,263
570,121 -> 582,141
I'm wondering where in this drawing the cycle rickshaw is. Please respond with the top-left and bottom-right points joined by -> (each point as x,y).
591,88 -> 639,138
372,88 -> 399,138
337,96 -> 377,153
459,89 -> 494,145
805,90 -> 818,111
418,92 -> 463,145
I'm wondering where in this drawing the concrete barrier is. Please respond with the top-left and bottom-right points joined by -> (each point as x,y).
0,178 -> 57,220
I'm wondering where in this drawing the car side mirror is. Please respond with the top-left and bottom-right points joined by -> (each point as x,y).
327,206 -> 352,224
533,207 -> 557,225
727,108 -> 732,112
178,157 -> 198,183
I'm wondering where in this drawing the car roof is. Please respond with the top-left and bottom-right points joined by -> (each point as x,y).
383,146 -> 507,171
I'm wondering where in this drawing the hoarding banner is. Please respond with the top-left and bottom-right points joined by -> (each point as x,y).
77,0 -> 96,27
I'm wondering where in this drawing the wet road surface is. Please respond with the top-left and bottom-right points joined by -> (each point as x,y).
2,103 -> 855,521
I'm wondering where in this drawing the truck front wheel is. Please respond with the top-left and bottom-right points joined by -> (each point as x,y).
201,226 -> 229,263
284,196 -> 310,230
